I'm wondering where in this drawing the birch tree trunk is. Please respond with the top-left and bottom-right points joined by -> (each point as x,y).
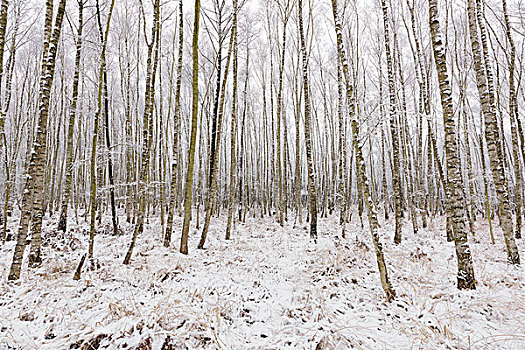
181,0 -> 202,254
380,0 -> 403,244
294,47 -> 303,225
337,62 -> 347,236
0,0 -> 8,131
428,0 -> 476,289
225,0 -> 239,240
502,0 -> 522,240
124,0 -> 160,264
101,38 -> 118,237
298,0 -> 318,240
8,0 -> 67,278
58,0 -> 84,233
332,0 -> 395,301
276,4 -> 290,226
0,0 -> 9,242
467,0 -> 520,264
0,10 -> 17,241
164,0 -> 184,247
87,0 -> 116,261
29,0 -> 69,266
198,19 -> 235,249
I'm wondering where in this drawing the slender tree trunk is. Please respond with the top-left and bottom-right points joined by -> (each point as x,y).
332,0 -> 395,301
377,53 -> 390,223
0,0 -> 10,242
198,20 -> 235,248
27,0 -> 68,267
122,28 -> 134,224
58,1 -> 83,233
164,0 -> 184,247
480,128 -> 495,243
298,0 -> 318,240
467,0 -> 520,264
502,0 -> 522,239
276,13 -> 289,226
180,0 -> 201,254
102,46 -> 118,237
124,0 -> 160,264
87,0 -> 116,261
337,62 -> 347,236
462,106 -> 476,235
0,0 -> 8,137
294,60 -> 302,225
206,4 -> 223,227
380,0 -> 403,244
8,0 -> 67,279
225,0 -> 239,240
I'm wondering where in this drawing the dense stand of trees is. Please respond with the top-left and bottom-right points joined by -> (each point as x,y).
1,0 -> 524,300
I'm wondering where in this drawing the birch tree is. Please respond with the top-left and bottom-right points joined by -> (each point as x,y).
225,0 -> 239,240
164,0 -> 184,247
87,0 -> 116,261
9,0 -> 67,280
428,0 -> 476,289
58,0 -> 84,233
467,0 -> 520,264
298,0 -> 318,240
380,0 -> 403,244
181,0 -> 202,254
124,0 -> 160,264
332,0 -> 396,301
501,0 -> 523,240
0,0 -> 9,241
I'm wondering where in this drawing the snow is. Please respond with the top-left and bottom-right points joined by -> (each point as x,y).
0,212 -> 524,349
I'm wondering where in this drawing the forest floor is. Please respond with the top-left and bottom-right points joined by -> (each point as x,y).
0,210 -> 524,349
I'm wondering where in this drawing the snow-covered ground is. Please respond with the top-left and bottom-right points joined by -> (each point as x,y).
0,211 -> 524,349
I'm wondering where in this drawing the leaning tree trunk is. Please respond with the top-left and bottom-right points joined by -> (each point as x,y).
27,0 -> 68,268
467,0 -> 519,264
8,0 -> 67,280
428,0 -> 476,289
332,0 -> 396,302
180,0 -> 201,254
298,0 -> 318,240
